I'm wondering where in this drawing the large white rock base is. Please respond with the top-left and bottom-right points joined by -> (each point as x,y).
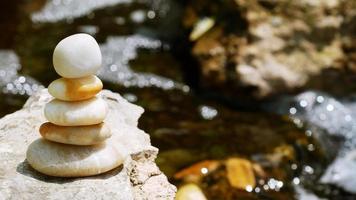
0,89 -> 176,200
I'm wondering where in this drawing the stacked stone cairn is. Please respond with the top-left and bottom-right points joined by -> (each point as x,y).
26,33 -> 123,177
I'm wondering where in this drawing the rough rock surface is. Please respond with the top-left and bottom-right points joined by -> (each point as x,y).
0,89 -> 176,200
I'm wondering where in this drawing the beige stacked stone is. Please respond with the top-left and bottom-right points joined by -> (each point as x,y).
26,33 -> 123,177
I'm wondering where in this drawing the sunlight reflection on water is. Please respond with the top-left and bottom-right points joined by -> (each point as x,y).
99,35 -> 189,91
32,0 -> 132,22
273,91 -> 356,193
0,51 -> 43,96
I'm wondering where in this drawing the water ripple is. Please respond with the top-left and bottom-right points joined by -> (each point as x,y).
99,35 -> 188,91
0,50 -> 43,96
32,0 -> 132,22
271,91 -> 356,193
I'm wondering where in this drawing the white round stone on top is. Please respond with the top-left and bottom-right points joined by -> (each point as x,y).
53,33 -> 102,78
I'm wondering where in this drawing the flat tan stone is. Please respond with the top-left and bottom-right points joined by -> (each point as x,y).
48,75 -> 102,101
40,122 -> 111,145
44,97 -> 108,126
26,139 -> 124,177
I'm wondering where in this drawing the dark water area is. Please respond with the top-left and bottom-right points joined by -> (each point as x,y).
0,1 -> 355,199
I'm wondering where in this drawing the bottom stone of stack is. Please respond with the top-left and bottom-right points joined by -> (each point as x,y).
40,122 -> 111,145
26,139 -> 124,177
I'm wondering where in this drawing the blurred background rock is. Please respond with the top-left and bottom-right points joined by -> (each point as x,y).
186,0 -> 356,100
0,0 -> 355,199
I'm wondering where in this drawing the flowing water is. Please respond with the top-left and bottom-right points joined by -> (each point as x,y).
0,0 -> 355,199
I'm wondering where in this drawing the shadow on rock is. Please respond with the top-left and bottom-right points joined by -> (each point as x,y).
16,160 -> 124,183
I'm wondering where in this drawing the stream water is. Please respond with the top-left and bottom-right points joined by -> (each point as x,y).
0,0 -> 355,199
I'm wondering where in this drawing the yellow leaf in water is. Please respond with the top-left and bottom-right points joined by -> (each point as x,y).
226,158 -> 256,190
174,160 -> 220,182
189,17 -> 215,41
176,184 -> 207,200
274,144 -> 295,160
